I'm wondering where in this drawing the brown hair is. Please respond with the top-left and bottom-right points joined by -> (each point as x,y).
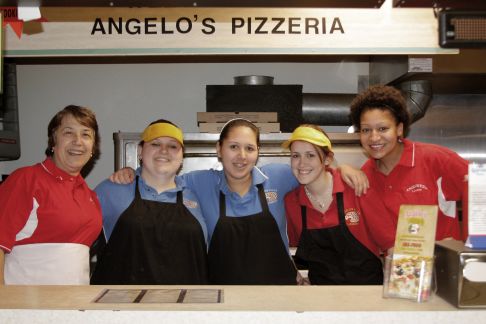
349,85 -> 411,137
45,105 -> 100,159
291,124 -> 334,163
218,118 -> 260,147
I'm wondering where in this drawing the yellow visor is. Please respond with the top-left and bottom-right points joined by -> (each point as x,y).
141,122 -> 184,146
282,126 -> 332,150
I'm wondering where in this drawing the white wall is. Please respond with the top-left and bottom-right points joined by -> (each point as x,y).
0,62 -> 368,188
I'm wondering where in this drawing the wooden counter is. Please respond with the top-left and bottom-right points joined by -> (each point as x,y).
0,285 -> 485,324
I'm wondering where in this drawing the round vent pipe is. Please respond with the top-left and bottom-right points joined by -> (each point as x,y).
302,80 -> 432,126
395,80 -> 432,124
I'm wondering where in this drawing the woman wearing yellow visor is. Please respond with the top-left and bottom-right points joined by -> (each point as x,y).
283,124 -> 395,285
91,119 -> 208,285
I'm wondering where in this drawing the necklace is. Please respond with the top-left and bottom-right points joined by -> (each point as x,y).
304,174 -> 333,212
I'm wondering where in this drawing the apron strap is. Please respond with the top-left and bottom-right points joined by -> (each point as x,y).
134,175 -> 141,199
336,192 -> 345,225
176,189 -> 183,205
219,191 -> 226,218
256,184 -> 270,214
300,205 -> 308,230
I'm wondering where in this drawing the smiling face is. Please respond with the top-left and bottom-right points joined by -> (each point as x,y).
359,108 -> 404,164
290,140 -> 327,186
51,114 -> 95,176
217,125 -> 259,186
140,136 -> 183,181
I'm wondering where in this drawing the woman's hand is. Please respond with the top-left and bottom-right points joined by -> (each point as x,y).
109,167 -> 136,184
338,164 -> 369,196
296,271 -> 310,285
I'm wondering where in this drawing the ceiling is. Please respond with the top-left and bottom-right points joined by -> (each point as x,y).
0,0 -> 386,8
393,0 -> 486,9
1,0 -> 485,8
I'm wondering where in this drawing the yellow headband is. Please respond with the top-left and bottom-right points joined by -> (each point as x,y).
141,122 -> 184,146
282,126 -> 332,150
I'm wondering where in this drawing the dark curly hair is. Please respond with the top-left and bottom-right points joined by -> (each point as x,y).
349,85 -> 411,137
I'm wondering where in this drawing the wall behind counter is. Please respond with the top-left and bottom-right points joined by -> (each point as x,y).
0,62 -> 367,188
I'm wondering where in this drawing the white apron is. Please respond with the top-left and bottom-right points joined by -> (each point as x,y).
4,243 -> 90,285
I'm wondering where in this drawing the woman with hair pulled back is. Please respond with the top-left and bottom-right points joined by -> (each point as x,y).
111,118 -> 369,285
283,124 -> 395,285
91,119 -> 208,285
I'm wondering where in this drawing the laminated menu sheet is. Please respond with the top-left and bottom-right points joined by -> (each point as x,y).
93,289 -> 223,304
384,205 -> 438,302
467,163 -> 486,249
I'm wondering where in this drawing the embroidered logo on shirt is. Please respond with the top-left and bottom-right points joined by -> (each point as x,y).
405,184 -> 429,192
344,208 -> 360,226
265,190 -> 278,203
183,199 -> 198,209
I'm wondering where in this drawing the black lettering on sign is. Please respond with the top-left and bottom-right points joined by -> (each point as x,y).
305,18 -> 319,34
161,17 -> 174,34
254,17 -> 267,34
330,17 -> 344,33
272,18 -> 285,34
175,17 -> 192,33
3,8 -> 18,18
126,18 -> 141,34
231,16 -> 343,35
109,18 -> 123,34
201,18 -> 216,35
145,17 -> 157,34
91,18 -> 105,35
88,15 -> 344,36
232,17 -> 244,34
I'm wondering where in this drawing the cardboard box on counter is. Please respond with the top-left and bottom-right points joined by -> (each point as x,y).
199,122 -> 280,133
197,112 -> 278,123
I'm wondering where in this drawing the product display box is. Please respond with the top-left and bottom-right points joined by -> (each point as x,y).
199,122 -> 280,133
435,239 -> 486,308
197,112 -> 278,124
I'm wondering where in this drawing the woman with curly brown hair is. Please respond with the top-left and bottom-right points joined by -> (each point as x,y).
349,85 -> 469,241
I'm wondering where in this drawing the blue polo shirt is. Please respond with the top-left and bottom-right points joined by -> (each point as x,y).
182,163 -> 299,250
95,168 -> 207,243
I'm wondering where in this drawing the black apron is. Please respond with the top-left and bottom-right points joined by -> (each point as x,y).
91,177 -> 209,285
208,184 -> 297,285
295,192 -> 383,285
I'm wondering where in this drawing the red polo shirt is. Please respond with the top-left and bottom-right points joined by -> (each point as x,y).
0,158 -> 102,253
284,169 -> 395,257
361,139 -> 468,241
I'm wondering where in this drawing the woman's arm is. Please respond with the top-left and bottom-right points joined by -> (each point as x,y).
109,167 -> 136,184
337,164 -> 369,196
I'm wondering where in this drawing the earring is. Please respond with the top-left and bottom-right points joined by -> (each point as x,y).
90,152 -> 93,158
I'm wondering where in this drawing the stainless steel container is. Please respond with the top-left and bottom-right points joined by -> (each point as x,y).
113,132 -> 367,173
435,240 -> 486,308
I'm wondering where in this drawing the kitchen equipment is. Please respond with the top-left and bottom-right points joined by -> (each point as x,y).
0,63 -> 21,161
435,239 -> 486,308
113,132 -> 366,173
